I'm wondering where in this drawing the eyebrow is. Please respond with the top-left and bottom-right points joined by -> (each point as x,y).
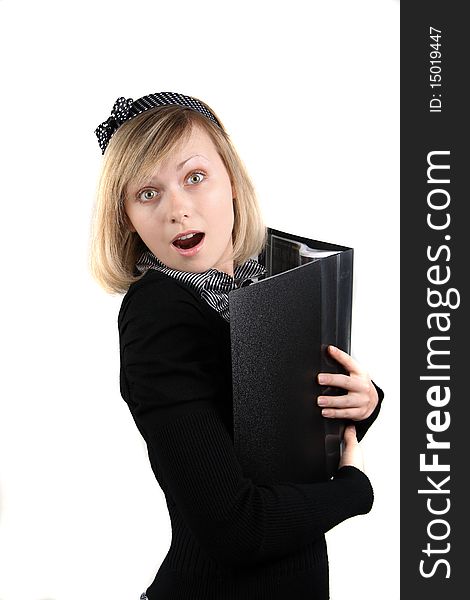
176,154 -> 208,170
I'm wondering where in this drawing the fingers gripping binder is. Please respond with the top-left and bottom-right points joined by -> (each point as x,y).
229,227 -> 353,484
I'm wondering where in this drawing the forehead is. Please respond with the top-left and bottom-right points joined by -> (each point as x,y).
163,124 -> 218,163
130,124 -> 222,189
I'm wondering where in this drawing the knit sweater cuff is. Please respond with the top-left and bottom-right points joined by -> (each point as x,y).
259,466 -> 374,561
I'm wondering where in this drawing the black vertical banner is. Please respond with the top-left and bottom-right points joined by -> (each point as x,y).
401,3 -> 467,598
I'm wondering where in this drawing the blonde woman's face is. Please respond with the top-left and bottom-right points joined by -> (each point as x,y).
124,125 -> 235,276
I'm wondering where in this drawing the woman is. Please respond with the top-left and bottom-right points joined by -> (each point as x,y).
89,91 -> 383,599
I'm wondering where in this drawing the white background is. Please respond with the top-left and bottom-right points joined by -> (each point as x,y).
0,1 -> 399,598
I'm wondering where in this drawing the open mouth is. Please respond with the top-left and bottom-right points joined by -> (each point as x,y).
172,232 -> 205,250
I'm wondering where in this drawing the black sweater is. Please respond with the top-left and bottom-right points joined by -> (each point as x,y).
118,268 -> 383,600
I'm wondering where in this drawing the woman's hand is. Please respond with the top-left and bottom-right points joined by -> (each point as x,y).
316,345 -> 378,421
339,425 -> 364,472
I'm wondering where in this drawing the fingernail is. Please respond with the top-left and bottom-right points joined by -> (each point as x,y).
318,375 -> 327,384
322,409 -> 332,417
317,398 -> 327,406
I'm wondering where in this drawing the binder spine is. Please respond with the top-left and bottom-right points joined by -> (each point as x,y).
319,250 -> 353,477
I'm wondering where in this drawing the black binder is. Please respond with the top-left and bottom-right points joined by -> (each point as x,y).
229,227 -> 353,484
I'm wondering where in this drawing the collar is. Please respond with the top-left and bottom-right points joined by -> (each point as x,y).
135,250 -> 267,295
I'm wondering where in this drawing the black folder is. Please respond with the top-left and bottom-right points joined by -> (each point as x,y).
229,227 -> 353,484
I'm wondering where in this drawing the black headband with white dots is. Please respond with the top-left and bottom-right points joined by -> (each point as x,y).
94,91 -> 223,154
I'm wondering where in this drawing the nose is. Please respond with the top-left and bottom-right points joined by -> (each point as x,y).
166,187 -> 191,223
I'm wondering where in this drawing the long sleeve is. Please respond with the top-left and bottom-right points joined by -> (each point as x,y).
118,275 -> 374,570
354,380 -> 384,441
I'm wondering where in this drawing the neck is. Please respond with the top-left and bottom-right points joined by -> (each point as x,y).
214,259 -> 234,278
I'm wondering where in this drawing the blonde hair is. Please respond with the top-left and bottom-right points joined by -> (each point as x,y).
89,100 -> 267,294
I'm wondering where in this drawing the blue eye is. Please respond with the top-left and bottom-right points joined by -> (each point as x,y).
187,171 -> 205,184
137,189 -> 158,203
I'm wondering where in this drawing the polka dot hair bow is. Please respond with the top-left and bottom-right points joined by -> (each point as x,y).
94,96 -> 134,154
94,91 -> 222,154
